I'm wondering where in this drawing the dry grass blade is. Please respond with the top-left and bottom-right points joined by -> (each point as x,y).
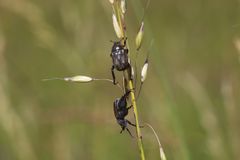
145,123 -> 167,160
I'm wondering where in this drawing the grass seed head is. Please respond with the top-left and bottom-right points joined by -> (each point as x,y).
112,13 -> 124,38
109,0 -> 114,4
121,0 -> 126,14
141,59 -> 148,82
64,75 -> 93,83
136,22 -> 144,51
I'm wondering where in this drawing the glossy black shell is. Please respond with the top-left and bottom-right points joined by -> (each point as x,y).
113,98 -> 128,120
111,41 -> 129,71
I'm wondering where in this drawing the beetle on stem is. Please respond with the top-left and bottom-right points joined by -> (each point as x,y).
113,90 -> 142,137
110,38 -> 132,84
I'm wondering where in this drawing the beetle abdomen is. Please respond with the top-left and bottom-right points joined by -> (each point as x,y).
112,50 -> 129,71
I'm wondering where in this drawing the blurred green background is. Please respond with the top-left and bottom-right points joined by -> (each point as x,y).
0,0 -> 240,159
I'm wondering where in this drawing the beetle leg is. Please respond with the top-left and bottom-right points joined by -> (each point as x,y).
126,127 -> 134,138
123,90 -> 131,98
127,64 -> 133,81
111,65 -> 117,85
120,127 -> 124,133
123,77 -> 128,93
124,48 -> 129,54
127,105 -> 133,110
123,37 -> 128,47
127,120 -> 144,128
127,120 -> 136,127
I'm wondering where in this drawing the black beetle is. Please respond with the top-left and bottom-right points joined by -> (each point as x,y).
113,90 -> 137,137
110,38 -> 132,84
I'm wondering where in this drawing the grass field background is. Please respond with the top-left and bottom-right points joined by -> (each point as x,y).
0,0 -> 240,159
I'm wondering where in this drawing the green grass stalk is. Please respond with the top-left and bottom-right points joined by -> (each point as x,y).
128,80 -> 146,160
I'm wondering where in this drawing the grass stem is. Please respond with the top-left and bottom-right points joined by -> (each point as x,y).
128,80 -> 145,160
